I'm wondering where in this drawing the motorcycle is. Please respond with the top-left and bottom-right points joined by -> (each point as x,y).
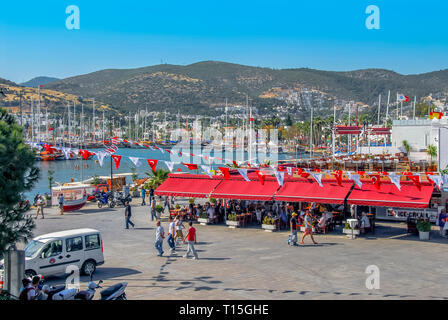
111,191 -> 132,207
96,192 -> 114,208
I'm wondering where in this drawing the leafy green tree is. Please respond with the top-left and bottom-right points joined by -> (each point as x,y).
402,140 -> 411,154
0,108 -> 40,256
48,170 -> 54,194
426,144 -> 437,165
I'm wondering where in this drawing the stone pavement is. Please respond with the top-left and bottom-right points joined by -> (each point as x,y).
27,201 -> 448,300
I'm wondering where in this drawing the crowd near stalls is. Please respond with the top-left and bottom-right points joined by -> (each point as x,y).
153,168 -> 448,239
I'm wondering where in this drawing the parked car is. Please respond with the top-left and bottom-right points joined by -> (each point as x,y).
21,228 -> 104,278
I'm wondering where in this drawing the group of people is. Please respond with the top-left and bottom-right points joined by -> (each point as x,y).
33,193 -> 65,219
125,195 -> 199,259
154,217 -> 199,259
18,275 -> 46,301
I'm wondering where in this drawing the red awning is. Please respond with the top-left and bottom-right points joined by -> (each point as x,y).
347,184 -> 434,208
154,175 -> 221,198
274,181 -> 353,204
210,180 -> 280,201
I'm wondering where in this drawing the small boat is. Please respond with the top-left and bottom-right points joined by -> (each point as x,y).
51,184 -> 93,212
40,151 -> 55,161
63,193 -> 87,212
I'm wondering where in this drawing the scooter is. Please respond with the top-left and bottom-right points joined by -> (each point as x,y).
75,273 -> 128,300
99,282 -> 128,300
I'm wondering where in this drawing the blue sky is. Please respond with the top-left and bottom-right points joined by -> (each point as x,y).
1,0 -> 447,82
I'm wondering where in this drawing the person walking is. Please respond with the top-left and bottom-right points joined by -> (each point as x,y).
58,193 -> 64,216
35,195 -> 45,219
164,196 -> 171,213
141,187 -> 146,206
155,220 -> 165,256
183,221 -> 198,260
287,212 -> 299,246
149,200 -> 156,221
124,201 -> 135,229
174,216 -> 185,245
149,186 -> 154,206
300,210 -> 318,245
167,217 -> 176,253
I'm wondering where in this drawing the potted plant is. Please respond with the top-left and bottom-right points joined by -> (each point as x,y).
155,205 -> 164,219
209,197 -> 217,204
417,219 -> 431,240
175,204 -> 181,210
198,210 -> 210,225
262,216 -> 277,232
226,213 -> 239,228
342,221 -> 360,236
188,198 -> 195,205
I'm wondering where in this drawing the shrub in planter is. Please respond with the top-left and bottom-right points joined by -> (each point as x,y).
175,204 -> 181,210
209,197 -> 217,204
417,220 -> 431,232
227,213 -> 237,221
199,211 -> 208,219
417,220 -> 431,240
262,216 -> 275,225
155,205 -> 164,214
188,198 -> 195,204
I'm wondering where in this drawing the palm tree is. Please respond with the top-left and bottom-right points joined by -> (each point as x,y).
426,144 -> 437,165
145,169 -> 169,189
402,140 -> 411,155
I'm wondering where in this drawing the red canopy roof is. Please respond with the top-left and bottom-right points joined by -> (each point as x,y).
210,180 -> 280,201
347,184 -> 434,208
274,181 -> 353,204
154,175 -> 221,198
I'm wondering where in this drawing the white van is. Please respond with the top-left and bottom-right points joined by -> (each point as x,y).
23,228 -> 105,278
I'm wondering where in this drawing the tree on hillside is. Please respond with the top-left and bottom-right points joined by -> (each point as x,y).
415,103 -> 435,118
0,108 -> 40,257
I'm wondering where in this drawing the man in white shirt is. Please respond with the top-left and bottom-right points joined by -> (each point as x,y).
167,217 -> 176,253
155,221 -> 165,257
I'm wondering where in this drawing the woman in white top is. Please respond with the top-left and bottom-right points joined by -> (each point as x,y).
174,217 -> 185,244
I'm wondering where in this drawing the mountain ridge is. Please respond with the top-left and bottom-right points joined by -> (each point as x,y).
3,61 -> 448,117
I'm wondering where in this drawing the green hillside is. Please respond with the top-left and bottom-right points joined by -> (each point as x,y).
18,61 -> 448,116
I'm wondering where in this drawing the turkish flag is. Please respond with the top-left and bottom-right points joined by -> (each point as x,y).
332,170 -> 343,187
296,168 -> 303,175
408,175 -> 421,191
219,167 -> 230,180
369,174 -> 381,190
256,170 -> 266,185
301,172 -> 310,179
111,155 -> 122,170
183,163 -> 198,170
147,159 -> 158,173
48,127 -> 53,131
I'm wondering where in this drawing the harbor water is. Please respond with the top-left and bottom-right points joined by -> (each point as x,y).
28,148 -> 295,200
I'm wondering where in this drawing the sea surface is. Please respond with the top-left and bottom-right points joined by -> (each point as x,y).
27,148 -> 295,200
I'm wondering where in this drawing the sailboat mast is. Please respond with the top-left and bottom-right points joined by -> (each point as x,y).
31,97 -> 34,143
37,85 -> 41,142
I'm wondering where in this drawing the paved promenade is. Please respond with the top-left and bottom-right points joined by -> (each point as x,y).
29,201 -> 448,300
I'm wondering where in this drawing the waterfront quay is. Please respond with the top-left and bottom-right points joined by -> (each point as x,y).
30,202 -> 448,300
